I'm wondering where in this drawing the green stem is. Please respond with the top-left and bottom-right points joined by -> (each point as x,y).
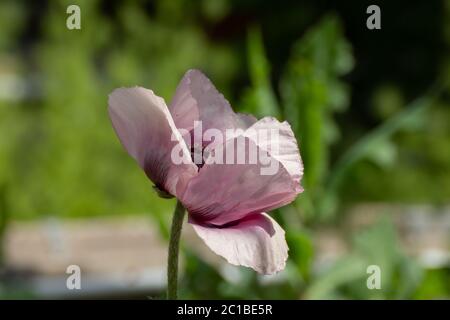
167,200 -> 185,300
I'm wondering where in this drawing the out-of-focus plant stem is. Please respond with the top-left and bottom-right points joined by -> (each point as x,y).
167,200 -> 185,299
247,26 -> 280,118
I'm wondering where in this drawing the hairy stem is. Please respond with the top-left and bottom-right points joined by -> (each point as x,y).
167,199 -> 185,299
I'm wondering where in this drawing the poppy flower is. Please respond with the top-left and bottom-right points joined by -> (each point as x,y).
108,69 -> 303,274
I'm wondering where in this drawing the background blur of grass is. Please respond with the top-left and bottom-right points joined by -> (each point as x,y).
0,0 -> 449,299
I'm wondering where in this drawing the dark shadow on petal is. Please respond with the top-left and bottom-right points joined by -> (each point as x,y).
189,212 -> 276,237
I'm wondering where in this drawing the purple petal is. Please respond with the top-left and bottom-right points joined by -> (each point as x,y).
190,213 -> 288,275
108,87 -> 197,197
237,113 -> 258,128
181,136 -> 300,226
169,69 -> 255,147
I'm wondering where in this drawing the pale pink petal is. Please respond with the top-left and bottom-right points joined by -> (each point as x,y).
244,117 -> 303,189
108,87 -> 197,197
169,70 -> 254,147
181,136 -> 300,226
190,213 -> 288,275
168,71 -> 200,133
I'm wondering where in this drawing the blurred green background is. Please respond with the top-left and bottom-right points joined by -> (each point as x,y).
0,0 -> 449,299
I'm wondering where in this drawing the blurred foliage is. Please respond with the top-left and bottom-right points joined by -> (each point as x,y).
279,15 -> 355,220
242,25 -> 280,118
305,218 -> 423,299
0,0 -> 448,299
